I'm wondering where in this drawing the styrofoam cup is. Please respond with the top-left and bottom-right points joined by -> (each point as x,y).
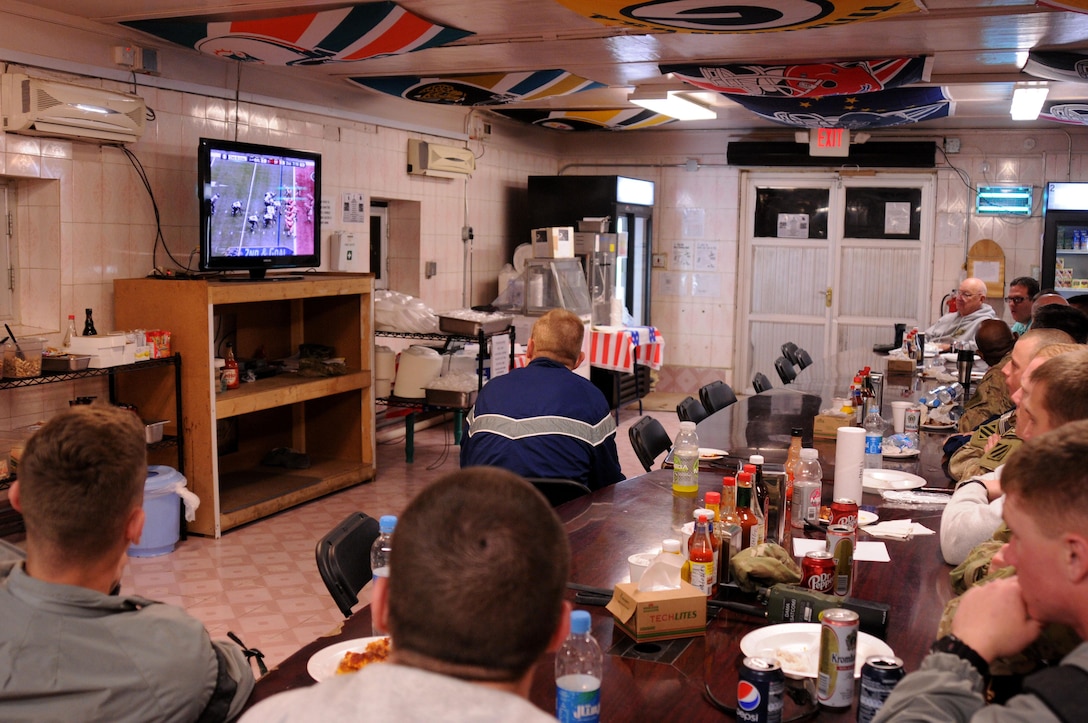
891,401 -> 912,434
628,552 -> 657,584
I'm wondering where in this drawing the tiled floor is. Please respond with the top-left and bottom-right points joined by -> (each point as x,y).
120,406 -> 683,672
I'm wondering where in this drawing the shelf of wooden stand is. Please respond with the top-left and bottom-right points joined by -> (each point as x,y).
215,370 -> 370,419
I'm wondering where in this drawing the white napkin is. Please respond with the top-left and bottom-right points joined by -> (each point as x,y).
793,538 -> 891,563
863,519 -> 935,540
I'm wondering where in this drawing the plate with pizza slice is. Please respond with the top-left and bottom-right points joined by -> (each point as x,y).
307,636 -> 391,681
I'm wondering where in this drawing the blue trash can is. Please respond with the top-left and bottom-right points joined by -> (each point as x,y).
128,465 -> 184,557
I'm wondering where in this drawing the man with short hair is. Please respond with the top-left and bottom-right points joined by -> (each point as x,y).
1032,303 -> 1088,343
1005,276 -> 1039,336
957,319 -> 1016,433
0,405 -> 255,721
925,277 -> 997,350
877,421 -> 1088,721
242,467 -> 572,722
460,308 -> 624,489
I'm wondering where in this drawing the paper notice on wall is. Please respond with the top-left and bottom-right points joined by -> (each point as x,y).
671,241 -> 694,270
695,241 -> 719,271
681,207 -> 706,238
656,271 -> 682,297
972,260 -> 1001,286
341,192 -> 367,223
320,199 -> 333,227
692,273 -> 721,298
885,202 -> 911,235
490,334 -> 511,377
777,213 -> 809,238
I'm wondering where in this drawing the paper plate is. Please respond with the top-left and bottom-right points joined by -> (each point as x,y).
307,636 -> 389,682
858,510 -> 879,526
920,422 -> 955,432
863,469 -> 926,492
699,447 -> 728,460
739,623 -> 893,679
882,446 -> 921,458
512,243 -> 533,273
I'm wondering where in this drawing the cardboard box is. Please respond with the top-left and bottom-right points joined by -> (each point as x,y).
532,226 -> 574,258
885,358 -> 915,374
606,581 -> 706,643
813,413 -> 853,439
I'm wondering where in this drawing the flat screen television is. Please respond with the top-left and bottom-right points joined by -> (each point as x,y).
198,137 -> 321,280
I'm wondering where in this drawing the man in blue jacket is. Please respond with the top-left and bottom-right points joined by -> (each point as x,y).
460,309 -> 625,490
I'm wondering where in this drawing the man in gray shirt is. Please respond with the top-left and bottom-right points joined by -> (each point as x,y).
0,405 -> 254,722
925,277 -> 997,350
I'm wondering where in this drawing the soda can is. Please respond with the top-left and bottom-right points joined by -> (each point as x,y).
826,524 -> 855,597
904,406 -> 921,436
737,656 -> 785,723
801,550 -> 835,594
858,655 -> 905,722
817,608 -> 859,709
829,498 -> 859,530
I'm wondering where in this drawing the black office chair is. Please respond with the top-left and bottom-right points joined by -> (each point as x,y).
795,347 -> 814,370
315,512 -> 381,618
676,395 -> 709,424
752,372 -> 772,393
699,380 -> 738,414
774,356 -> 798,385
527,478 -> 592,507
781,341 -> 801,366
628,416 -> 673,473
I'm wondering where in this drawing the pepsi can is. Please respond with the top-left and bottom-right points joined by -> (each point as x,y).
738,656 -> 784,723
858,655 -> 905,722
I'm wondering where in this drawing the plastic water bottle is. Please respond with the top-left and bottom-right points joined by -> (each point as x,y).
556,610 -> 602,723
790,448 -> 823,529
937,382 -> 964,405
863,403 -> 884,470
370,515 -> 396,634
672,421 -> 700,495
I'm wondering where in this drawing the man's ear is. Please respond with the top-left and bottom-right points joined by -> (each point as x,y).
574,351 -> 585,369
1065,534 -> 1088,584
545,599 -> 573,653
8,480 -> 21,513
125,507 -> 146,546
526,338 -> 536,360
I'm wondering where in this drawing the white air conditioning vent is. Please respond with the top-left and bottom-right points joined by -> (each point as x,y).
407,139 -> 475,178
1,73 -> 146,144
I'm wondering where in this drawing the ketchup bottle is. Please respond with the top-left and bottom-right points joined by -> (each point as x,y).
223,343 -> 240,390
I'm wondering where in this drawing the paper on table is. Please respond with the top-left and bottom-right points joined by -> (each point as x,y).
864,520 -> 936,540
793,538 -> 890,563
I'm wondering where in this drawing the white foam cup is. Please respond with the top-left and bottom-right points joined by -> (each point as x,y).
891,401 -> 912,434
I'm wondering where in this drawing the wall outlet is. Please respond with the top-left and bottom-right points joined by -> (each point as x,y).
652,253 -> 667,269
944,137 -> 961,154
425,261 -> 437,278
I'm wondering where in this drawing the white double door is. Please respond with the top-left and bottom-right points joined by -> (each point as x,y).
737,171 -> 935,390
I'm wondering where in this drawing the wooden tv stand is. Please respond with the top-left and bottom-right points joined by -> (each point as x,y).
115,273 -> 375,537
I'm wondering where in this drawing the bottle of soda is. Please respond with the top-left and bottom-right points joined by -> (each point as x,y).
863,402 -> 884,470
370,515 -> 396,635
83,308 -> 98,336
790,448 -> 823,529
556,610 -> 602,723
672,421 -> 700,494
688,512 -> 717,597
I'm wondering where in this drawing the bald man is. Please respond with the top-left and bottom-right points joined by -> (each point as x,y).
926,277 -> 997,351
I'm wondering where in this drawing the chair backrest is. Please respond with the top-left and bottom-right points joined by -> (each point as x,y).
752,372 -> 772,393
699,381 -> 738,413
796,347 -> 814,369
781,341 -> 801,366
527,478 -> 592,507
676,395 -> 709,424
774,356 -> 798,385
628,416 -> 673,473
315,512 -> 381,618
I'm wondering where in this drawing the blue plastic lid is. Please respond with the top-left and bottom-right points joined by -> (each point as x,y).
570,609 -> 591,635
379,515 -> 397,534
143,465 -> 185,493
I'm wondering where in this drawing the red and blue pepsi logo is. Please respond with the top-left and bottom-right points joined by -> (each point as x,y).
737,680 -> 761,711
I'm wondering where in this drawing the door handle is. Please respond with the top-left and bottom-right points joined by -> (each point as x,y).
825,288 -> 833,308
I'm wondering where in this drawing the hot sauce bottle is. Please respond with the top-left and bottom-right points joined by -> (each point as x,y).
223,343 -> 240,390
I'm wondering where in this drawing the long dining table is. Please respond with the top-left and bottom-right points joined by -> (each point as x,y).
246,365 -> 959,719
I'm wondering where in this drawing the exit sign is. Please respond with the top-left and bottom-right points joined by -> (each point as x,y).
809,128 -> 850,157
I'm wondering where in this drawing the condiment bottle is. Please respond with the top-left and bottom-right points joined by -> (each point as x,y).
735,474 -> 760,551
785,427 -> 804,491
83,308 -> 97,336
62,314 -> 77,351
688,512 -> 717,597
223,343 -> 240,390
741,467 -> 765,544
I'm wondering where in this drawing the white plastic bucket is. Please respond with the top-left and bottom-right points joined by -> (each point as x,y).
128,465 -> 184,557
393,346 -> 442,398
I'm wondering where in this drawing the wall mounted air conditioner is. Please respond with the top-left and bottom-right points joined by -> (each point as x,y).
407,139 -> 475,178
1,73 -> 146,144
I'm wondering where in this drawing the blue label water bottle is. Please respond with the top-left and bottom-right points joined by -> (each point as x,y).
556,610 -> 602,723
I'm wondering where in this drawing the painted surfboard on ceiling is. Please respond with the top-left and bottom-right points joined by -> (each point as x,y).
557,0 -> 921,33
123,1 -> 471,65
1036,0 -> 1088,12
1040,102 -> 1088,125
662,57 -> 932,98
1022,51 -> 1088,82
494,108 -> 675,130
727,86 -> 953,128
349,71 -> 605,105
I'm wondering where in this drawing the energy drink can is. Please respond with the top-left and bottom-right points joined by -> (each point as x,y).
737,656 -> 785,723
826,524 -> 855,597
858,655 -> 905,722
817,608 -> 859,709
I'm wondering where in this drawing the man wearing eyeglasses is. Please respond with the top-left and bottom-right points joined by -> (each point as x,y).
1005,276 -> 1040,337
925,277 -> 997,351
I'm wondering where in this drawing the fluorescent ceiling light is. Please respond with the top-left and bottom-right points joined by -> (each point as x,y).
629,88 -> 717,120
1010,83 -> 1048,121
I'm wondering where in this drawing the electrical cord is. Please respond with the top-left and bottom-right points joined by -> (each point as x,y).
119,145 -> 192,274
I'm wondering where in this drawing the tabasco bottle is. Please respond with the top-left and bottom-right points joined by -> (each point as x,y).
717,479 -> 742,585
223,343 -> 240,390
735,475 -> 760,551
688,512 -> 717,597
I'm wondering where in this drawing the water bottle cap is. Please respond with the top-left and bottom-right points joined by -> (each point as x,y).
570,609 -> 591,635
800,448 -> 818,460
679,421 -> 696,432
749,454 -> 764,465
379,515 -> 397,533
